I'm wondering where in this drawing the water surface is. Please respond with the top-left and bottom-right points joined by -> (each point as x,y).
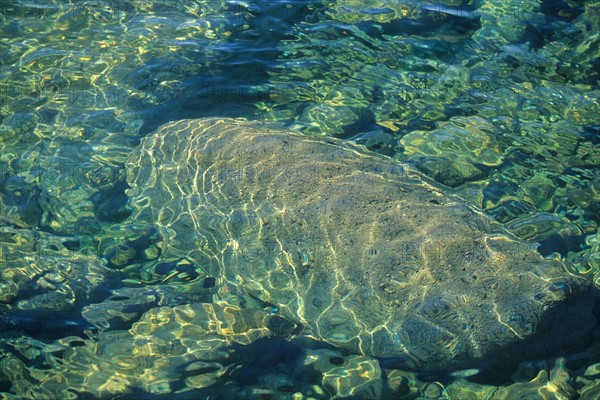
0,0 -> 599,398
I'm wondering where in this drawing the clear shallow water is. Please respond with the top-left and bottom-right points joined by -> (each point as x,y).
0,0 -> 599,399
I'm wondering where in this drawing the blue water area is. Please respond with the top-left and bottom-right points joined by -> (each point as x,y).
0,0 -> 599,398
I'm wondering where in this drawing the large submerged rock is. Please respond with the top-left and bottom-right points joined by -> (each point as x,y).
126,118 -> 595,372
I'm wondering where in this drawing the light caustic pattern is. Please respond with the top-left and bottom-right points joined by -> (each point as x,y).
126,118 -> 595,372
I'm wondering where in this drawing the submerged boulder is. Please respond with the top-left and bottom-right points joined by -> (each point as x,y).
125,117 -> 596,372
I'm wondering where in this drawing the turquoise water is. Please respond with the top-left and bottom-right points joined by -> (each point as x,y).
0,0 -> 599,398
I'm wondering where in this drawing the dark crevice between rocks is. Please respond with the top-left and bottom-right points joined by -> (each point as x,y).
537,233 -> 586,258
91,181 -> 132,223
0,175 -> 43,228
